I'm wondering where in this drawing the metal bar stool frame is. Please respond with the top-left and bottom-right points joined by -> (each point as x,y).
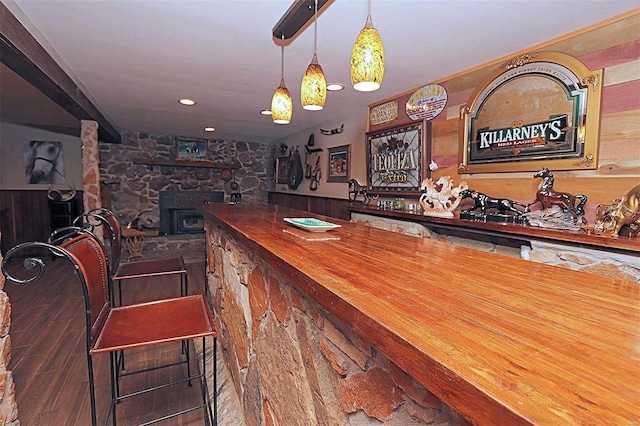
2,231 -> 217,426
76,208 -> 188,307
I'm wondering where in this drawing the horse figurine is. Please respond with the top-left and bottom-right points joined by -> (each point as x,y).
459,189 -> 526,216
526,168 -> 587,223
24,141 -> 65,184
419,176 -> 468,216
348,179 -> 378,205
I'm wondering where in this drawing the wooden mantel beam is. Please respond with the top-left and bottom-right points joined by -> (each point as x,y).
0,3 -> 121,144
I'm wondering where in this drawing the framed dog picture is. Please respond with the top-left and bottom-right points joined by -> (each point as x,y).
176,138 -> 207,161
327,145 -> 350,183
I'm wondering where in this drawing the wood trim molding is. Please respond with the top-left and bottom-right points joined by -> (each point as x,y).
0,3 -> 121,144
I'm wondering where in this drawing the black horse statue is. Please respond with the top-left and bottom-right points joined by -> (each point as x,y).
459,189 -> 526,216
348,179 -> 378,205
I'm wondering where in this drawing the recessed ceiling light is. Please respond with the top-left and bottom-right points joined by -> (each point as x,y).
179,98 -> 196,106
260,109 -> 273,116
327,83 -> 344,91
204,127 -> 215,132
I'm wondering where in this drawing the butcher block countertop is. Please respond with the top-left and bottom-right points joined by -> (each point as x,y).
201,203 -> 639,425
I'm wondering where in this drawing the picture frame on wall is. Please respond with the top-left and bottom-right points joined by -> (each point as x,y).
366,121 -> 428,195
176,138 -> 207,161
276,156 -> 291,184
327,145 -> 350,183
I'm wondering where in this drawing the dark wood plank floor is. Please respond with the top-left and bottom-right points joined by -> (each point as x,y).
5,256 -> 211,426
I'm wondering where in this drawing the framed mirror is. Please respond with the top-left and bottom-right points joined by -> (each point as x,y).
459,51 -> 603,174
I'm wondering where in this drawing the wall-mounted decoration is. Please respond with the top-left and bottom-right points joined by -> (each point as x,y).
366,122 -> 427,195
327,144 -> 350,183
288,146 -> 304,190
320,124 -> 344,135
406,84 -> 447,121
276,156 -> 290,184
459,51 -> 603,174
214,142 -> 237,161
176,138 -> 207,161
23,141 -> 65,184
369,100 -> 398,126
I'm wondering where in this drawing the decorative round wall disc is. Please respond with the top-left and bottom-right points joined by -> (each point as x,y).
221,168 -> 233,181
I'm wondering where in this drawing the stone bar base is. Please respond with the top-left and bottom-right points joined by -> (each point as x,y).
205,223 -> 468,425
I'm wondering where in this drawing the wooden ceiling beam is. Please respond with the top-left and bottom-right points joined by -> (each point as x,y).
0,3 -> 121,143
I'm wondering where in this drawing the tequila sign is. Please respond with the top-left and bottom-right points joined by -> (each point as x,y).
367,122 -> 425,193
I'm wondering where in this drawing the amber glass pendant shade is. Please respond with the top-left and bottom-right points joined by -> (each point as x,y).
301,0 -> 327,111
350,2 -> 384,92
301,54 -> 327,111
272,38 -> 292,125
271,79 -> 292,125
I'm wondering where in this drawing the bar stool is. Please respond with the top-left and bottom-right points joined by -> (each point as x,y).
77,208 -> 188,306
1,231 -> 218,426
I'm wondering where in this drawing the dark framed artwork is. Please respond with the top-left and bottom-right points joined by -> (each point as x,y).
327,145 -> 350,183
23,141 -> 66,184
459,51 -> 603,173
366,121 -> 428,195
176,138 -> 207,161
276,156 -> 291,184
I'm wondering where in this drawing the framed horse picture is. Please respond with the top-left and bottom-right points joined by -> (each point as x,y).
23,141 -> 65,184
327,145 -> 350,183
176,138 -> 207,161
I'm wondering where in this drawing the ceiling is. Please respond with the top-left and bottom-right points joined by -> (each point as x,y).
1,0 -> 638,144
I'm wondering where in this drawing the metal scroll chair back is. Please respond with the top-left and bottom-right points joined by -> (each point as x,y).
75,207 -> 122,275
2,230 -> 110,426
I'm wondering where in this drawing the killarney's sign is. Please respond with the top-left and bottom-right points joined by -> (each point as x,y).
477,115 -> 568,153
366,122 -> 426,194
459,51 -> 603,173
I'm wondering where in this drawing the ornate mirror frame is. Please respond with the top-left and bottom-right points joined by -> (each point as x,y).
458,51 -> 603,174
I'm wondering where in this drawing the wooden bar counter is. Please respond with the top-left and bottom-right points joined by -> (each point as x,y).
201,203 -> 639,425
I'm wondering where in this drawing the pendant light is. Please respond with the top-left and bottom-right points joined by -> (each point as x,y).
300,0 -> 326,111
271,36 -> 293,124
350,0 -> 384,92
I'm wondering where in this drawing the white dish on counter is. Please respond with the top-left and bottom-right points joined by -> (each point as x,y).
283,217 -> 341,232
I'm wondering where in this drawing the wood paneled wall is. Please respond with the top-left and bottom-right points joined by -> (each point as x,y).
374,11 -> 640,223
0,190 -> 82,254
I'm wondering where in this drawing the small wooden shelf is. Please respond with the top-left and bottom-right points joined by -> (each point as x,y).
132,158 -> 241,169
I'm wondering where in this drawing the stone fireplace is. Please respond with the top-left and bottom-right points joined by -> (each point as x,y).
159,190 -> 224,235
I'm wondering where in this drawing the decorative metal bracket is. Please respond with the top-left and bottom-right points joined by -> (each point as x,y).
505,53 -> 537,70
